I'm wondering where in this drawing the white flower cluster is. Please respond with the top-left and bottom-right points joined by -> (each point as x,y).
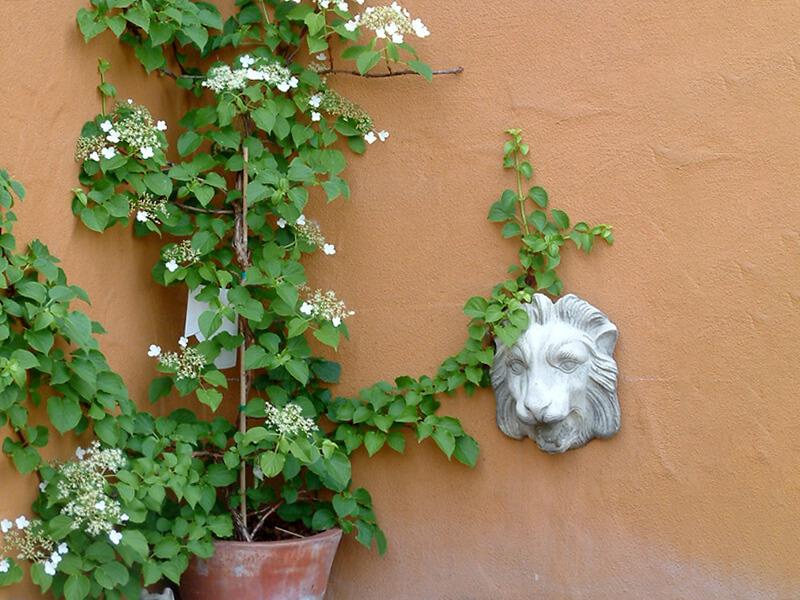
163,240 -> 200,273
132,192 -> 168,224
0,442 -> 127,577
59,442 -> 128,540
201,65 -> 248,93
278,214 -> 336,255
150,337 -> 206,380
264,402 -> 318,437
344,2 -> 430,41
299,288 -> 355,327
203,57 -> 299,94
76,100 -> 167,163
0,518 -> 62,576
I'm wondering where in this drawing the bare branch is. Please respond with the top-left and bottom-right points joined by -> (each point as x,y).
175,202 -> 234,215
275,526 -> 304,539
320,66 -> 464,79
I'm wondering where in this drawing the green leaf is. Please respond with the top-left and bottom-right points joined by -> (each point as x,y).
260,451 -> 285,477
244,346 -> 269,370
184,24 -> 209,51
386,431 -> 406,453
552,209 -> 570,230
529,186 -> 548,208
47,396 -> 82,434
121,530 -> 149,560
285,359 -> 309,385
276,284 -> 298,308
463,296 -> 488,319
332,494 -> 358,517
148,21 -> 173,46
196,388 -> 223,412
432,428 -> 456,458
530,210 -> 548,232
311,508 -> 336,531
317,451 -> 351,492
502,221 -> 521,238
80,206 -> 110,232
124,7 -> 151,32
356,51 -> 381,75
64,573 -> 91,600
153,538 -> 180,560
77,8 -> 107,41
304,11 -> 326,36
407,60 -> 433,82
144,173 -> 173,197
313,323 -> 340,350
10,445 -> 38,473
134,43 -> 165,73
148,377 -> 173,403
251,107 -> 276,133
453,435 -> 479,467
206,464 -> 237,487
203,370 -> 228,388
194,185 -> 214,206
487,197 -> 517,222
177,131 -> 202,157
95,561 -> 129,590
105,15 -> 127,37
312,360 -> 340,383
535,269 -> 557,289
11,349 -> 38,370
16,281 -> 47,303
363,431 -> 385,457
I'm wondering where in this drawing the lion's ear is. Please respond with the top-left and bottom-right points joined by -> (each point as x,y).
595,323 -> 618,356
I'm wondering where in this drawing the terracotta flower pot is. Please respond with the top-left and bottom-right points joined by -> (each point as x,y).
180,529 -> 342,600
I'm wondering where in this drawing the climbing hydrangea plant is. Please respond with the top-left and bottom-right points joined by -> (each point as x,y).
73,0 -> 472,560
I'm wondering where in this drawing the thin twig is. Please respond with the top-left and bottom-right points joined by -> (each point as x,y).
251,501 -> 284,539
158,67 -> 204,80
275,526 -> 304,539
191,450 -> 224,459
175,202 -> 234,215
320,66 -> 464,78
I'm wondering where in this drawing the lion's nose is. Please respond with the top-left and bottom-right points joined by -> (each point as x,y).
516,402 -> 537,424
540,405 -> 570,423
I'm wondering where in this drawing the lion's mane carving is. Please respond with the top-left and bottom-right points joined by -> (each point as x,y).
490,294 -> 620,453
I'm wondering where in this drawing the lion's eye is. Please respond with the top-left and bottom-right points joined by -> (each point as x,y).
558,360 -> 579,372
508,358 -> 526,375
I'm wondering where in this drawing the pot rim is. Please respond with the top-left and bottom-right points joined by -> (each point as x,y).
210,527 -> 342,549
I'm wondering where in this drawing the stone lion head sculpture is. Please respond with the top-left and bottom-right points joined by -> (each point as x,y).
490,293 -> 620,453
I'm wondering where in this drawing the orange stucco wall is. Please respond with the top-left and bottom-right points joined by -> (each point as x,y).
1,1 -> 799,598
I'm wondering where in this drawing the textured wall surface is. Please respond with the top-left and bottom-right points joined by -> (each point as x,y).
1,1 -> 799,599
